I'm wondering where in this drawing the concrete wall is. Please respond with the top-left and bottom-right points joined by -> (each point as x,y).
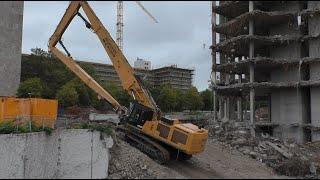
0,129 -> 113,179
269,1 -> 308,144
308,1 -> 320,141
0,1 -> 23,96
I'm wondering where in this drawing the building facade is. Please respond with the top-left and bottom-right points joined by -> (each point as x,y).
78,61 -> 194,91
134,58 -> 151,70
212,1 -> 320,143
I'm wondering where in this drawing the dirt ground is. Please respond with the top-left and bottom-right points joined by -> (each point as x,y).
173,139 -> 289,179
109,138 -> 289,179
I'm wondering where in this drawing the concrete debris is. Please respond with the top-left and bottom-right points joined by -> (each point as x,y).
107,138 -> 184,179
265,141 -> 293,159
89,113 -> 120,124
207,121 -> 320,179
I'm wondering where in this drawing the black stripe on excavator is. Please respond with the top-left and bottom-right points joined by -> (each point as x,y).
77,12 -> 92,29
58,40 -> 71,57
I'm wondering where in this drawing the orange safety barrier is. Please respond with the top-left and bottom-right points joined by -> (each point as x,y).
0,97 -> 58,129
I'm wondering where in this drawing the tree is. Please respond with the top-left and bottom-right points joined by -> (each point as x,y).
175,89 -> 186,112
200,89 -> 213,111
71,79 -> 91,107
56,82 -> 79,107
21,47 -> 101,106
156,85 -> 177,112
102,81 -> 132,107
17,78 -> 43,98
184,87 -> 203,111
31,47 -> 53,58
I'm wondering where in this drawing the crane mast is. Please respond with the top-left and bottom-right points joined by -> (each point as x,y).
116,1 -> 158,52
116,1 -> 124,51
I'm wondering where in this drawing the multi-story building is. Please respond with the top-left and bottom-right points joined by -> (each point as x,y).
211,1 -> 320,143
152,65 -> 194,91
78,60 -> 194,91
134,58 -> 151,70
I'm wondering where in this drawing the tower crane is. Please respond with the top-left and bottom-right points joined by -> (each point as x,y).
116,1 -> 158,51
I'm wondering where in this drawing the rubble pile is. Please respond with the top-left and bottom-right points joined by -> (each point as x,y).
208,121 -> 320,179
108,138 -> 184,179
64,106 -> 100,120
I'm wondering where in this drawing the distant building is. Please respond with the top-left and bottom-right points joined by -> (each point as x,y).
82,62 -> 121,85
134,58 -> 151,70
78,60 -> 194,91
152,65 -> 194,91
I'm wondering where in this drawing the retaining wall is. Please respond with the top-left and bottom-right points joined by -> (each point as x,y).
0,129 -> 113,179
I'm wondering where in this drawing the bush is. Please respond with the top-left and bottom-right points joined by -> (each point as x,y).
0,121 -> 53,135
43,127 -> 53,135
17,78 -> 43,98
0,121 -> 15,134
56,82 -> 79,107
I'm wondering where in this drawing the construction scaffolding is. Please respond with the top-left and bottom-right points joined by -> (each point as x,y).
211,1 -> 320,143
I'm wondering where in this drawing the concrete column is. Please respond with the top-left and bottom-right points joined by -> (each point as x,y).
308,1 -> 320,141
224,73 -> 231,121
249,1 -> 255,137
218,97 -> 224,120
0,2 -> 24,96
211,1 -> 217,123
237,74 -> 243,121
224,98 -> 228,120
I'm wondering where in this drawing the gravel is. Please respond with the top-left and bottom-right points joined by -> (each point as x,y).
107,138 -> 185,179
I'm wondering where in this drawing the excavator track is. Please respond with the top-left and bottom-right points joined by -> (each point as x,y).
116,125 -> 170,164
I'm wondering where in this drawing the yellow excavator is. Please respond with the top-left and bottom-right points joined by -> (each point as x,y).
48,1 -> 208,164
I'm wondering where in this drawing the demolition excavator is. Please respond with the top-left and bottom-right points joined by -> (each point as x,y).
48,1 -> 208,164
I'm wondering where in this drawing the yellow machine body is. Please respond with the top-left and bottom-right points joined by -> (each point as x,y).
142,120 -> 208,155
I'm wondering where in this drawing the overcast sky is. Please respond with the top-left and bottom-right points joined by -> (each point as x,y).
22,1 -> 213,91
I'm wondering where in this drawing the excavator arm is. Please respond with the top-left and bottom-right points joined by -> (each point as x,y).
48,1 -> 159,118
48,2 -> 123,113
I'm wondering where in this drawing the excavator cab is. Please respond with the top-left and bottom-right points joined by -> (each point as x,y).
126,101 -> 154,127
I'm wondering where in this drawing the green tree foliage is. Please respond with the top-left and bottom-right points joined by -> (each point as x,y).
17,78 -> 43,98
56,82 -> 79,107
21,51 -> 74,98
200,89 -> 213,111
31,47 -> 53,58
175,89 -> 186,112
184,87 -> 204,111
20,48 -> 106,107
102,81 -> 132,107
156,85 -> 178,112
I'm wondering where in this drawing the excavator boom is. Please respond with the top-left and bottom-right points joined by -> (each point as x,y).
49,1 -> 158,117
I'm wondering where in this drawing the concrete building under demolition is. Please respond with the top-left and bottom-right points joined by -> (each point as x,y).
0,1 -> 24,96
211,1 -> 320,143
79,60 -> 194,91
